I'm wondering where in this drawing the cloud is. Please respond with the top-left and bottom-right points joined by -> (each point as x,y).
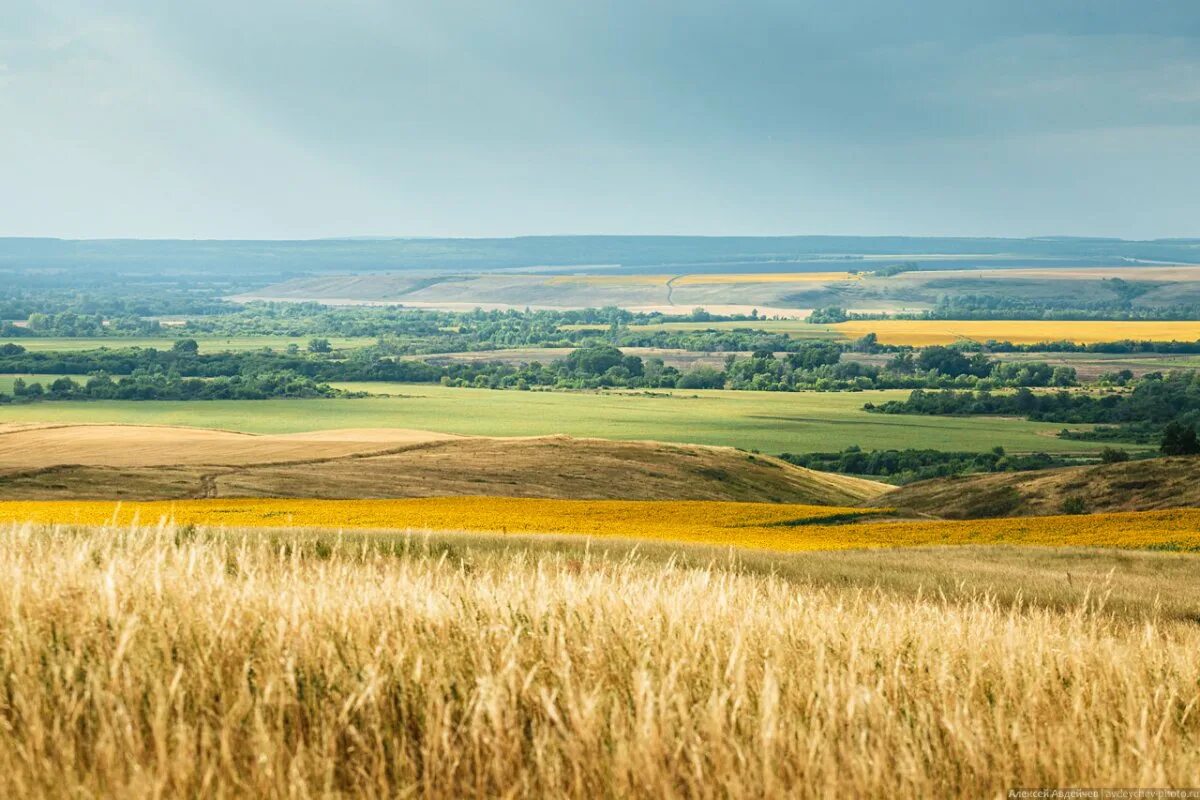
1,0 -> 1198,238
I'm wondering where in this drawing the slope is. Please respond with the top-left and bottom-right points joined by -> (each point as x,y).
870,456 -> 1200,518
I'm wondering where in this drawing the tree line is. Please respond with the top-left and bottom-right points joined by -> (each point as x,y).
1,371 -> 347,403
0,341 -> 1079,394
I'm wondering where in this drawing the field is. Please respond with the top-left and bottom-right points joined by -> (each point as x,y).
672,271 -> 860,284
0,521 -> 1197,797
621,318 -> 1200,344
4,497 -> 1200,552
237,262 -> 1200,315
3,336 -> 375,352
0,384 -> 1113,454
0,423 -> 454,468
833,319 -> 1200,346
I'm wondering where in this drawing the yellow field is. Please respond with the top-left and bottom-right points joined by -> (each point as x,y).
673,271 -> 859,285
0,498 -> 881,550
833,319 -> 1200,345
3,498 -> 1200,552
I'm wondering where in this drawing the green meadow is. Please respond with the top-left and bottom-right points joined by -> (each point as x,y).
0,383 -> 1111,454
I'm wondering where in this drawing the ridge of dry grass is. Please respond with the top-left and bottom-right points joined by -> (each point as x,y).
0,431 -> 888,505
873,456 -> 1200,518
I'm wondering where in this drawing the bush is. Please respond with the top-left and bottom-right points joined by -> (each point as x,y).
1099,447 -> 1131,464
1060,496 -> 1087,515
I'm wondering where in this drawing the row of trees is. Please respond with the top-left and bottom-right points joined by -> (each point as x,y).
866,371 -> 1200,452
1,371 -> 346,403
0,339 -> 1082,395
780,446 -> 1096,484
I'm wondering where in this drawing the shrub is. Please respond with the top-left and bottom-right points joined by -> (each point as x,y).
1060,496 -> 1087,515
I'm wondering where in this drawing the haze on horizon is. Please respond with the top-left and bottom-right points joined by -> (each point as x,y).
3,1 -> 1198,241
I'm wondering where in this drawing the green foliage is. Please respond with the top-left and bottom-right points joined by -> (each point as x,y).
7,371 -> 347,403
1060,496 -> 1087,515
808,306 -> 849,324
781,446 -> 1084,484
1161,421 -> 1200,456
1100,447 -> 1131,464
869,371 -> 1200,427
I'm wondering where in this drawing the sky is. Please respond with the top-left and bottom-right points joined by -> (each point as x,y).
2,1 -> 1198,240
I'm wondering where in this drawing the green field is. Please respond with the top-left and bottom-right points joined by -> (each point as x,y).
0,384 -> 1114,454
563,320 -> 841,337
633,320 -> 840,336
2,336 -> 376,353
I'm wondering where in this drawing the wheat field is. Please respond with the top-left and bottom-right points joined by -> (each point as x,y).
0,521 -> 1196,798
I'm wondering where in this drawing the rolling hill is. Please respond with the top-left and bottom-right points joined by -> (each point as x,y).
0,424 -> 886,505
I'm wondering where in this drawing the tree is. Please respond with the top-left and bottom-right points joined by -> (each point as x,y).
916,346 -> 972,377
172,339 -> 200,356
1161,421 -> 1200,456
808,307 -> 848,324
563,345 -> 624,376
676,366 -> 724,389
886,351 -> 916,373
308,338 -> 332,354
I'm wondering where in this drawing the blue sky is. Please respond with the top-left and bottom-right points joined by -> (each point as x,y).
2,1 -> 1198,239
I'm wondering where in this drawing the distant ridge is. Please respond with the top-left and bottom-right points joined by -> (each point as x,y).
2,235 -> 1198,275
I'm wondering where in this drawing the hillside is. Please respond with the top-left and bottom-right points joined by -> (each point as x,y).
0,425 -> 886,505
870,456 -> 1200,518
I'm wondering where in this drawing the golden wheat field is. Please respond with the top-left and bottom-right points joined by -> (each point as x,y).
0,521 -> 1196,798
832,319 -> 1200,345
3,498 -> 1200,551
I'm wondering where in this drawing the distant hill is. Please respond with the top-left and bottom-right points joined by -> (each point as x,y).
2,235 -> 1198,277
869,457 -> 1200,518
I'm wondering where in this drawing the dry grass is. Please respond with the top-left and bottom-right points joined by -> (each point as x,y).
832,319 -> 1200,345
673,272 -> 859,285
0,424 -> 455,469
0,432 -> 888,504
0,521 -> 1198,798
873,456 -> 1200,518
544,275 -> 671,286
